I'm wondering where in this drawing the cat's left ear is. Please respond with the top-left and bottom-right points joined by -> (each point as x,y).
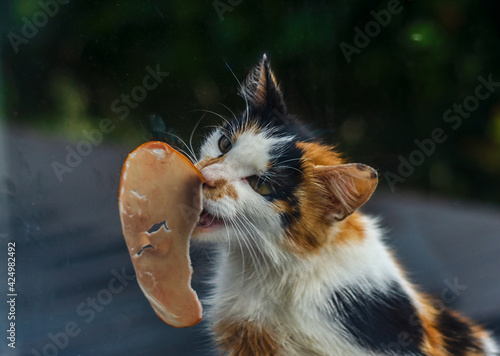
313,163 -> 378,222
241,54 -> 287,118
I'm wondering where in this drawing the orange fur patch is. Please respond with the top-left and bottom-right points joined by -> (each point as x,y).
283,142 -> 372,254
415,293 -> 488,355
196,156 -> 225,170
334,212 -> 366,246
203,178 -> 239,201
417,295 -> 449,356
213,319 -> 280,356
272,199 -> 292,215
296,142 -> 343,167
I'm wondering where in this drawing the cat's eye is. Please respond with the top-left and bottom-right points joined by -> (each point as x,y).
218,135 -> 232,154
247,175 -> 272,196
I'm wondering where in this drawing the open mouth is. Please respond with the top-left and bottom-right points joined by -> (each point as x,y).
196,209 -> 225,230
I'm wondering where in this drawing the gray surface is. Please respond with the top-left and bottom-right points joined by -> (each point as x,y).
365,192 -> 500,323
0,125 -> 499,355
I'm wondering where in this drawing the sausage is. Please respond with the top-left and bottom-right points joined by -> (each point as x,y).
118,141 -> 204,328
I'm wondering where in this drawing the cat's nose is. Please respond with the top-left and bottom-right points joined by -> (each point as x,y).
202,180 -> 216,189
200,168 -> 217,188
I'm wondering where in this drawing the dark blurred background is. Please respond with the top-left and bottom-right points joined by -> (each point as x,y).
3,0 -> 500,200
1,0 -> 499,355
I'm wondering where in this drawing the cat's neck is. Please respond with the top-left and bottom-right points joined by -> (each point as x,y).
216,213 -> 405,296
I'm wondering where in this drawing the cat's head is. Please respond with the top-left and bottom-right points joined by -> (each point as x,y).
192,55 -> 378,255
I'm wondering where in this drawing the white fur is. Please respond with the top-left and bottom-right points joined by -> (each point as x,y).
484,335 -> 500,356
200,127 -> 293,184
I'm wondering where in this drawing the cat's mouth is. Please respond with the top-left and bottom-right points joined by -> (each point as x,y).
196,209 -> 225,230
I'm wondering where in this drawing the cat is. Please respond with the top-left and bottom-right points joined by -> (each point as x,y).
191,55 -> 499,356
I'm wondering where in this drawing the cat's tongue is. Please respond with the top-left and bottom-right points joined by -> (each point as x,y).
119,141 -> 204,328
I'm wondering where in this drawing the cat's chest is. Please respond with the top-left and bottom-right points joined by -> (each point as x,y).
211,284 -> 376,356
212,260 -> 294,320
209,256 -> 374,356
208,246 -> 405,356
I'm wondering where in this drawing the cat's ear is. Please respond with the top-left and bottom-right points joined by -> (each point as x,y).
241,54 -> 287,118
313,163 -> 378,221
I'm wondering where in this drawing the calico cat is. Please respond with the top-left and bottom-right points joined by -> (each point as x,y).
191,55 -> 499,356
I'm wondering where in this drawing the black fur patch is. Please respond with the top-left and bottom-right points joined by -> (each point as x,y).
225,112 -> 306,228
437,308 -> 484,355
279,211 -> 295,227
325,282 -> 425,355
265,139 -> 303,199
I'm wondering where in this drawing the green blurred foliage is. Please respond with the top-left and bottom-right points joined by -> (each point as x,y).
1,0 -> 500,202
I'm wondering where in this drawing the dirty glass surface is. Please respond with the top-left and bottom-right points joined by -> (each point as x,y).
1,1 -> 499,355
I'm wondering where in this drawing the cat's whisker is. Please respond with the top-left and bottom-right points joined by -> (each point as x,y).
158,130 -> 197,163
238,220 -> 263,278
276,157 -> 302,165
236,213 -> 279,274
218,210 -> 235,264
231,213 -> 268,279
218,103 -> 238,121
231,215 -> 262,279
188,113 -> 207,160
201,125 -> 223,130
243,231 -> 272,280
220,219 -> 228,247
261,175 -> 281,187
193,109 -> 232,128
275,165 -> 304,175
224,61 -> 251,128
225,218 -> 246,281
225,61 -> 244,90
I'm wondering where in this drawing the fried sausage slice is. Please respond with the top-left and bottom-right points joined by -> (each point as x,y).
119,141 -> 203,328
